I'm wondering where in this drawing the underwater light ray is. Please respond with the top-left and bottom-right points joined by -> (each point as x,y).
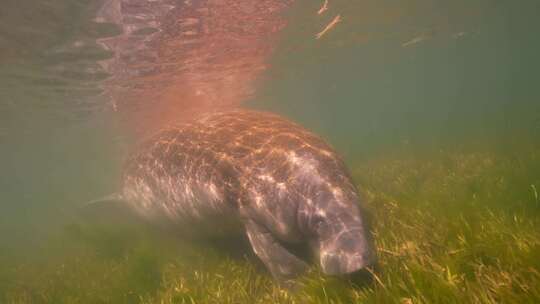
94,0 -> 294,135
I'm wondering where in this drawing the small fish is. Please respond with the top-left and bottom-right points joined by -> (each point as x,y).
318,0 -> 329,15
316,14 -> 341,40
401,34 -> 429,47
453,31 -> 467,39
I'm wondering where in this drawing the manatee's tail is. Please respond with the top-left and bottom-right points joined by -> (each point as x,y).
77,193 -> 138,225
66,193 -> 149,258
80,193 -> 126,212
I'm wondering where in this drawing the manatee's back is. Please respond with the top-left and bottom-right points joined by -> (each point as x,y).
199,110 -> 359,241
116,110 -> 304,233
120,118 -> 239,229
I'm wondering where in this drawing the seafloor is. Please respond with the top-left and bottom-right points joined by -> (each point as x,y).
1,145 -> 538,303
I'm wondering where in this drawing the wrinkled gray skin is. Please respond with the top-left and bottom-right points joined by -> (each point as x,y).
104,109 -> 375,281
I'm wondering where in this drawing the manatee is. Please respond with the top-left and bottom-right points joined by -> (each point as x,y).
88,109 -> 376,282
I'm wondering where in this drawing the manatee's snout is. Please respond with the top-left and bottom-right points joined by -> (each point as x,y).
319,226 -> 376,275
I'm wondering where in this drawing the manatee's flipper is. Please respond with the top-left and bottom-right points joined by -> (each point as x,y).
244,219 -> 308,282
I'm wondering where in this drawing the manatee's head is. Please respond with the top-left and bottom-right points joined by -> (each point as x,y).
303,191 -> 376,275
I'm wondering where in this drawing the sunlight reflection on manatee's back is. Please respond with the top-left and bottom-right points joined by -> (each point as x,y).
95,0 -> 292,134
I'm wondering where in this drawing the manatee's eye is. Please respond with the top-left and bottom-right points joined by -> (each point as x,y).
311,215 -> 325,232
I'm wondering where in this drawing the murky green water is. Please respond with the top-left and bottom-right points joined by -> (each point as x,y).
255,0 -> 540,153
1,0 -> 539,302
